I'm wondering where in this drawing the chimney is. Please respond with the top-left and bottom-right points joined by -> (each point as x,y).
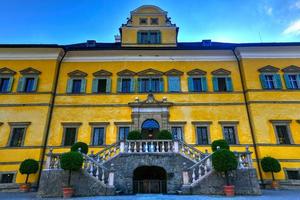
202,39 -> 212,47
86,40 -> 96,47
114,35 -> 121,43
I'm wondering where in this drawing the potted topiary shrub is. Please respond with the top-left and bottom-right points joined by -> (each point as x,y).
71,142 -> 89,154
19,159 -> 39,192
261,156 -> 281,189
157,130 -> 172,140
212,149 -> 238,196
60,151 -> 83,198
127,130 -> 142,140
211,139 -> 229,152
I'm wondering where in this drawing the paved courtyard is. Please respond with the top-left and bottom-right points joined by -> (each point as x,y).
0,190 -> 299,200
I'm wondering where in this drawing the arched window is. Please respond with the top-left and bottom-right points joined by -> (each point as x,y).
142,119 -> 160,129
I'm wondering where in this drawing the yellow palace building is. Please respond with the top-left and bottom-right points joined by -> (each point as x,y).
0,5 -> 300,190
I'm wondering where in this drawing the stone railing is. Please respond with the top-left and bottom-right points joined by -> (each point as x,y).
93,142 -> 120,163
234,146 -> 253,169
178,141 -> 206,162
45,149 -> 61,169
123,140 -> 174,153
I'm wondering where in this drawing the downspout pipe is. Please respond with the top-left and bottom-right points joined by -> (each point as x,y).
37,48 -> 67,188
232,48 -> 264,187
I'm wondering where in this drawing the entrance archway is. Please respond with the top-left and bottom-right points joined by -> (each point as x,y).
133,166 -> 167,194
141,119 -> 160,139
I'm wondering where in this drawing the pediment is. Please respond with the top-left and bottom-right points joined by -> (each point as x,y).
211,68 -> 231,75
20,67 -> 41,75
187,69 -> 206,76
68,70 -> 87,77
93,70 -> 112,77
282,65 -> 300,73
164,69 -> 184,76
258,65 -> 279,73
0,67 -> 16,75
137,68 -> 163,76
117,69 -> 136,76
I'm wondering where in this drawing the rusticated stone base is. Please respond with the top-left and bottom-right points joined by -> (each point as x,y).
37,169 -> 115,198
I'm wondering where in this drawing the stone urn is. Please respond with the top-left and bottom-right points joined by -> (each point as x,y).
62,187 -> 75,198
224,185 -> 235,196
19,183 -> 31,192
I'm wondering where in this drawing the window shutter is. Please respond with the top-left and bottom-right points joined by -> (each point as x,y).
7,77 -> 14,92
259,74 -> 267,89
201,77 -> 207,92
274,74 -> 282,89
117,78 -> 122,93
212,77 -> 219,92
159,78 -> 164,92
80,78 -> 86,93
168,76 -> 180,92
66,79 -> 73,93
106,78 -> 111,93
17,77 -> 25,92
138,78 -> 142,92
226,77 -> 233,92
32,76 -> 39,92
137,32 -> 141,43
130,77 -> 135,93
157,32 -> 161,43
284,74 -> 292,89
188,77 -> 194,92
92,78 -> 98,93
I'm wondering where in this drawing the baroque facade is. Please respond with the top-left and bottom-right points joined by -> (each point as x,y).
0,5 -> 300,191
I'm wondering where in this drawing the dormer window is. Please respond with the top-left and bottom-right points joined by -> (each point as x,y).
139,18 -> 147,25
137,31 -> 161,44
151,18 -> 158,25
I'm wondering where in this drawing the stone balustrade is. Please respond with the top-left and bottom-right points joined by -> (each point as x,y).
122,140 -> 174,153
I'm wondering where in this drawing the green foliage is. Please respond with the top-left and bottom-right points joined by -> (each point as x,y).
71,142 -> 89,154
212,149 -> 238,173
60,151 -> 83,171
157,130 -> 173,140
19,159 -> 39,175
127,130 -> 142,140
261,156 -> 281,173
211,139 -> 230,152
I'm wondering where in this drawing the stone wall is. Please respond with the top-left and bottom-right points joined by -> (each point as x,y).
188,168 -> 261,195
37,169 -> 115,198
103,153 -> 195,194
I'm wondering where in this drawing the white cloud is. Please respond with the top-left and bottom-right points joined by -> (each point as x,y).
294,1 -> 300,9
265,6 -> 273,16
283,19 -> 300,35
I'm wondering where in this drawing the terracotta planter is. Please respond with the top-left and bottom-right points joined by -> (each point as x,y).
19,183 -> 31,192
271,180 -> 279,189
63,187 -> 74,198
224,185 -> 235,196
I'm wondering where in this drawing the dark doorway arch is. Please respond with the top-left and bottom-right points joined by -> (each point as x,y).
133,166 -> 167,194
141,119 -> 160,139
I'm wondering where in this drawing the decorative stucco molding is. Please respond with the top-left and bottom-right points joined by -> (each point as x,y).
137,68 -> 164,76
8,122 -> 31,126
20,67 -> 41,75
68,70 -> 87,77
187,69 -> 207,76
282,65 -> 300,73
211,68 -> 231,75
0,67 -> 16,75
164,69 -> 184,76
117,69 -> 136,76
258,65 -> 280,73
93,70 -> 112,77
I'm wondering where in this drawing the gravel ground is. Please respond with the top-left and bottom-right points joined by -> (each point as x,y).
0,190 -> 299,200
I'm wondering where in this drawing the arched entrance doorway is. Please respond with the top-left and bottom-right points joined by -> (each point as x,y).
133,166 -> 167,194
141,119 -> 160,139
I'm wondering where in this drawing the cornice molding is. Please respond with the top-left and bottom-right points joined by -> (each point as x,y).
164,69 -> 184,76
89,122 -> 110,126
93,70 -> 112,77
68,70 -> 87,77
137,68 -> 164,76
258,65 -> 280,73
20,67 -> 41,75
0,48 -> 63,60
8,122 -> 31,126
187,69 -> 207,76
117,69 -> 136,76
211,68 -> 231,75
0,67 -> 16,75
282,65 -> 300,73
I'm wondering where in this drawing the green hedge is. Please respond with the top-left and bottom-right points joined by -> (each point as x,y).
211,139 -> 229,152
19,159 -> 39,184
60,151 -> 83,171
71,142 -> 89,154
127,130 -> 142,140
157,130 -> 172,140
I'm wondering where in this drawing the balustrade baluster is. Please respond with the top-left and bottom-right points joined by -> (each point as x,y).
145,141 -> 148,153
134,142 -> 137,152
96,166 -> 99,178
101,168 -> 105,183
167,141 -> 171,152
156,142 -> 159,152
192,168 -> 196,183
162,141 -> 165,152
198,165 -> 202,180
89,160 -> 94,176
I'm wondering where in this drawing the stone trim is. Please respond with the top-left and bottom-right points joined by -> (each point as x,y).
61,123 -> 81,146
89,123 -> 108,146
192,122 -> 212,145
169,124 -> 186,142
117,69 -> 136,76
0,67 -> 16,75
187,69 -> 206,76
218,121 -> 239,124
211,68 -> 231,75
269,120 -> 292,123
137,68 -> 164,76
258,65 -> 280,73
114,122 -> 133,125
61,122 -> 82,126
8,122 -> 31,126
19,67 -> 41,75
271,121 -> 294,144
283,167 -> 300,180
7,122 -> 30,147
93,70 -> 112,77
67,70 -> 87,77
168,121 -> 187,125
282,65 -> 300,73
0,171 -> 17,183
164,69 -> 184,76
192,121 -> 212,125
220,122 -> 239,144
89,122 -> 110,126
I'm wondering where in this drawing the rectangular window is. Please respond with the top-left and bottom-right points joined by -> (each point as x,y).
151,78 -> 160,92
140,18 -> 147,25
119,127 -> 130,141
288,75 -> 299,89
140,78 -> 150,92
286,170 -> 300,180
0,78 -> 9,93
121,78 -> 131,93
138,31 -> 161,44
193,78 -> 202,92
64,127 -> 77,146
72,79 -> 82,93
223,126 -> 237,144
24,78 -> 35,92
1,173 -> 14,183
171,127 -> 183,140
139,78 -> 163,93
151,18 -> 159,25
275,125 -> 291,144
97,79 -> 107,93
92,127 -> 105,146
265,75 -> 275,89
9,128 -> 25,147
168,76 -> 180,92
196,127 -> 209,145
217,77 -> 227,91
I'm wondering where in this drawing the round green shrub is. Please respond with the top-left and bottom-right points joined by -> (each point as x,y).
71,142 -> 89,154
211,139 -> 230,152
157,130 -> 172,140
19,159 -> 39,175
60,151 -> 83,171
261,156 -> 281,173
212,149 -> 238,173
127,130 -> 142,140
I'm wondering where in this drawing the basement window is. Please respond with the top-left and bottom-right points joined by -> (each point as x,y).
1,173 -> 14,183
286,170 -> 300,180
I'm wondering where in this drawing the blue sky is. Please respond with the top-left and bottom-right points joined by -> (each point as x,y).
0,0 -> 300,44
